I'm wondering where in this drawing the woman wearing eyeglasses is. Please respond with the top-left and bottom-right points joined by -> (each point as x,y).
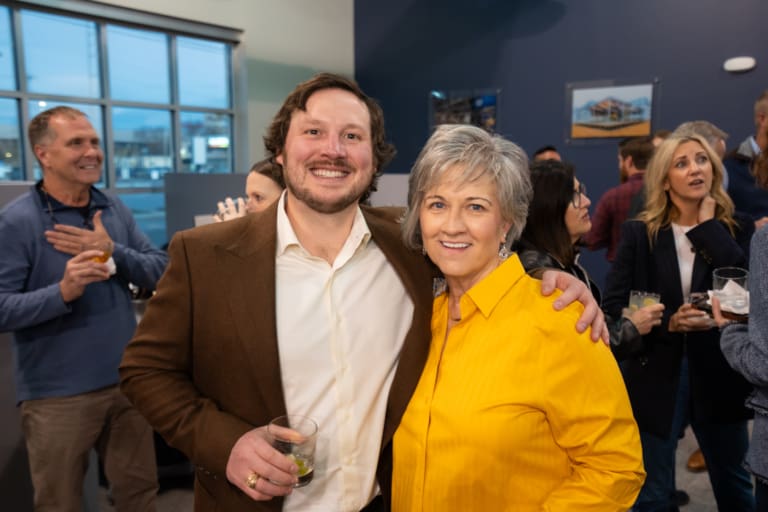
516,160 -> 598,297
604,135 -> 755,511
517,160 -> 666,360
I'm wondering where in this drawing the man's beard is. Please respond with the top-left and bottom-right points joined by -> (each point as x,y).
284,159 -> 371,214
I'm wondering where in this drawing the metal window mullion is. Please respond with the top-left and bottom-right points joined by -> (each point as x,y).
105,100 -> 232,115
12,0 -> 242,43
11,6 -> 33,179
225,42 -> 236,174
110,186 -> 164,194
231,42 -> 247,175
96,19 -> 114,190
12,6 -> 27,93
169,34 -> 181,173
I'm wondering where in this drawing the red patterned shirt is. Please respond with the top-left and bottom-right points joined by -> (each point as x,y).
585,172 -> 645,261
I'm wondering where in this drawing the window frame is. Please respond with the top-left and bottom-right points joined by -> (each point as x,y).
1,0 -> 247,195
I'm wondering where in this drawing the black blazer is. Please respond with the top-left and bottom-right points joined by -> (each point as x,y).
603,216 -> 754,437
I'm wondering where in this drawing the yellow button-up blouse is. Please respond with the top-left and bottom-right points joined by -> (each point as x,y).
392,255 -> 644,511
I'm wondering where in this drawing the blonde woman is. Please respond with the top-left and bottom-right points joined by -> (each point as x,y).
603,135 -> 755,511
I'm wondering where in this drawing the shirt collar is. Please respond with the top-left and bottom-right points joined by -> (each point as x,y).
462,254 -> 528,319
749,136 -> 761,156
275,191 -> 372,258
35,181 -> 111,211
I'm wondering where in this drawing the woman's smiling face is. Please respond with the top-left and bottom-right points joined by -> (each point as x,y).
419,166 -> 511,292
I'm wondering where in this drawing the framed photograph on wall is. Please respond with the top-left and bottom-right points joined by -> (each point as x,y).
429,89 -> 499,133
567,82 -> 654,140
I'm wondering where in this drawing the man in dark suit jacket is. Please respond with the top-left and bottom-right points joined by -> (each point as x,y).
120,73 -> 604,512
725,89 -> 768,230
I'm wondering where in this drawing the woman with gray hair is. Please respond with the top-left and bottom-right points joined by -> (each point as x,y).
392,124 -> 644,510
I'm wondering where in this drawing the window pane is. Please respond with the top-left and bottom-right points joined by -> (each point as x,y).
0,7 -> 15,90
107,25 -> 169,103
112,107 -> 172,188
0,98 -> 22,180
118,192 -> 166,248
21,10 -> 100,97
27,100 -> 104,183
179,112 -> 232,173
177,37 -> 229,108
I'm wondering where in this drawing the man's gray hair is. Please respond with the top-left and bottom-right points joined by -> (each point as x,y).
401,124 -> 532,251
673,120 -> 728,150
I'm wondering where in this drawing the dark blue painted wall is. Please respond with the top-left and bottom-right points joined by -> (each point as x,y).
355,0 -> 768,287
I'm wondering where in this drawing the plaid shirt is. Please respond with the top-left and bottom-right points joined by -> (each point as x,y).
584,172 -> 644,261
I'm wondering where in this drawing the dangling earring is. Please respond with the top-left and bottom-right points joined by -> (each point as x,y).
498,239 -> 510,260
421,246 -> 427,256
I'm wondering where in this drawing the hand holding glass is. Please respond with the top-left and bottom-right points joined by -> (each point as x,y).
628,290 -> 661,312
712,267 -> 748,313
82,240 -> 113,263
267,415 -> 318,488
712,267 -> 749,319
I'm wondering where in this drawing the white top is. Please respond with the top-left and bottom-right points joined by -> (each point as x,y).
274,193 -> 414,511
672,222 -> 696,300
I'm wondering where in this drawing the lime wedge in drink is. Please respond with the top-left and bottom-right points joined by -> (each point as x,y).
286,453 -> 311,476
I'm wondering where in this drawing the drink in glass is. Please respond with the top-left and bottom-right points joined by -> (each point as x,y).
628,290 -> 661,312
267,415 -> 318,487
82,240 -> 113,263
712,267 -> 748,311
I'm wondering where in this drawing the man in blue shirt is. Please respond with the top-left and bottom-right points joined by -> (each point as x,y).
0,106 -> 168,511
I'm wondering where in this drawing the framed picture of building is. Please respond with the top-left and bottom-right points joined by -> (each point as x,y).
567,82 -> 654,139
429,89 -> 499,133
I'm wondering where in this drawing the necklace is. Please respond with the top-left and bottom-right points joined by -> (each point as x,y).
39,183 -> 93,228
39,184 -> 57,224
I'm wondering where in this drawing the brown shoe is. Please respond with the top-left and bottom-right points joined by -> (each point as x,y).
686,448 -> 707,472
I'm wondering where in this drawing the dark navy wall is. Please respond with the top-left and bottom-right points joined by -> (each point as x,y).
355,0 -> 768,287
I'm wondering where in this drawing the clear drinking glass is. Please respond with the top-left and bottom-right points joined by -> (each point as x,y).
712,267 -> 749,312
628,290 -> 661,312
82,240 -> 114,263
267,415 -> 318,488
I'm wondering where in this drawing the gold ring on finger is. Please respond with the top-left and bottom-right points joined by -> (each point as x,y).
246,472 -> 260,490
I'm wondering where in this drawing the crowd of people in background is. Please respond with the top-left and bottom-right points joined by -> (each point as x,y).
533,89 -> 768,512
1,75 -> 767,512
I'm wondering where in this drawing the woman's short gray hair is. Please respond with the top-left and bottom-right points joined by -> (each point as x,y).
401,124 -> 532,251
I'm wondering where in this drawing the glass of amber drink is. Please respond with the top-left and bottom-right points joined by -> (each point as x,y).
82,240 -> 114,263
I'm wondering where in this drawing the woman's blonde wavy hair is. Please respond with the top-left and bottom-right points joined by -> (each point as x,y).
639,134 -> 736,244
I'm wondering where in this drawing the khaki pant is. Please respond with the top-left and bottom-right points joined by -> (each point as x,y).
20,386 -> 158,512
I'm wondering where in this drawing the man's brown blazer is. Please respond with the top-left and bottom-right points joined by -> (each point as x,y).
120,202 -> 434,511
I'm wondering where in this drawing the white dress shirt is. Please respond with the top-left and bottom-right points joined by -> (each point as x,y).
274,194 -> 414,511
672,222 -> 695,300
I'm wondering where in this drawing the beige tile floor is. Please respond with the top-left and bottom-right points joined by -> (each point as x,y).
97,425 -> 727,511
